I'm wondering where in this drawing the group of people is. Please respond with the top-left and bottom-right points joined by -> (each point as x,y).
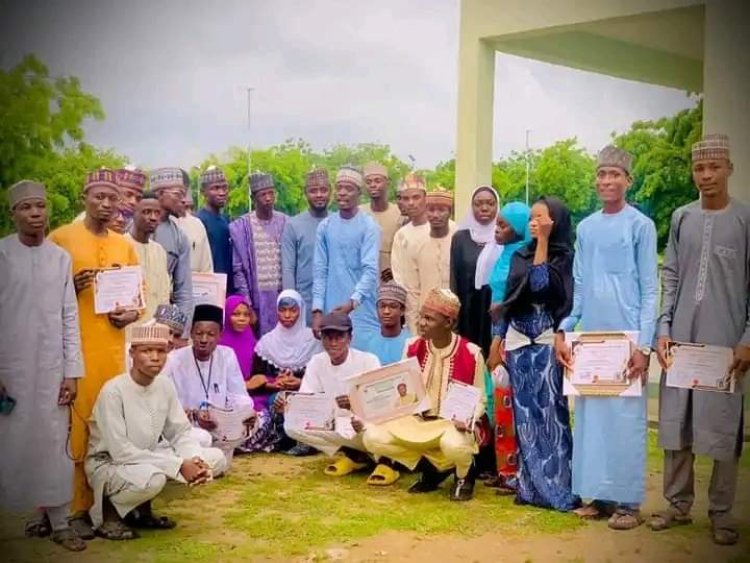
0,132 -> 748,553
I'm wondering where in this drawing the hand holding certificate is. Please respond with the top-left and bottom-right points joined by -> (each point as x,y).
347,358 -> 429,424
207,403 -> 255,444
563,332 -> 642,397
284,393 -> 336,432
439,381 -> 481,429
94,266 -> 145,314
666,342 -> 735,393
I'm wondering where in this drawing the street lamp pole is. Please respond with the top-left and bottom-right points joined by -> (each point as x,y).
525,129 -> 531,206
247,87 -> 255,212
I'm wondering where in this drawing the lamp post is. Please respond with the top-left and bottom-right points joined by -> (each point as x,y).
247,87 -> 255,212
525,129 -> 531,206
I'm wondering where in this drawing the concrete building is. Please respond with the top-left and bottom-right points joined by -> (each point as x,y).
455,0 -> 749,217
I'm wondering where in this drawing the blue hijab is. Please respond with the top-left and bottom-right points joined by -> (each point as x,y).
488,202 -> 531,303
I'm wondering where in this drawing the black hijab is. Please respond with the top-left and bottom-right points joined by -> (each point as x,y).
500,196 -> 574,329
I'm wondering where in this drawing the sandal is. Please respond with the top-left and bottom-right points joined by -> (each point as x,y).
68,514 -> 95,541
51,528 -> 87,552
324,455 -> 368,477
95,519 -> 139,541
712,526 -> 739,546
24,514 -> 51,538
126,513 -> 177,530
608,508 -> 644,531
574,503 -> 604,520
649,508 -> 692,531
366,464 -> 401,486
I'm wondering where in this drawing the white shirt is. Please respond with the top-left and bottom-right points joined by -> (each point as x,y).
175,214 -> 214,273
300,348 -> 381,397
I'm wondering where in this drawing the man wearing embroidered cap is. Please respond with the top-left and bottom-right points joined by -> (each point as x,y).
197,166 -> 233,291
0,181 -> 86,551
362,280 -> 411,366
359,162 -> 401,281
362,288 -> 489,501
48,169 -> 141,537
312,166 -> 381,349
149,167 -> 194,326
391,172 -> 430,285
229,172 -> 288,336
554,144 -> 658,530
399,187 -> 457,334
115,166 -> 147,225
86,323 -> 227,540
281,168 -> 331,324
652,134 -> 750,545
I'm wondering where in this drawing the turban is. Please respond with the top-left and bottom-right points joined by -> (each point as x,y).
249,172 -> 274,194
425,187 -> 454,207
8,180 -> 46,209
84,168 -> 120,193
193,303 -> 224,328
335,166 -> 363,189
377,281 -> 407,306
363,161 -> 389,179
201,166 -> 228,188
305,168 -> 330,188
421,287 -> 461,321
115,166 -> 147,192
596,145 -> 632,175
692,134 -> 730,162
150,168 -> 188,191
129,324 -> 171,347
398,172 -> 427,194
154,304 -> 188,333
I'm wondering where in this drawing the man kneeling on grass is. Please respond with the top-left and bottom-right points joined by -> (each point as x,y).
362,288 -> 489,501
85,324 -> 227,540
277,312 -> 381,476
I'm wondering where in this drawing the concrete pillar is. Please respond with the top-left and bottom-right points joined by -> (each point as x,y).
703,0 -> 750,203
455,33 -> 496,219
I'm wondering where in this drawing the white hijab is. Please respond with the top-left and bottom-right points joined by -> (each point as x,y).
457,186 -> 501,289
254,290 -> 321,372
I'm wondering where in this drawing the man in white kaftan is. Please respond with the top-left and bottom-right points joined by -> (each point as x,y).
86,325 -> 227,535
0,181 -> 85,551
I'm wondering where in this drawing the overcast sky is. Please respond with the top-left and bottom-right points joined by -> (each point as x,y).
1,0 -> 697,169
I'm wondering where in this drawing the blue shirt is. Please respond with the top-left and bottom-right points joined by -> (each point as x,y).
197,208 -> 233,288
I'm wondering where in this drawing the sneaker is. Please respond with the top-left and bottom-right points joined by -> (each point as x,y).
450,477 -> 475,501
408,468 -> 451,493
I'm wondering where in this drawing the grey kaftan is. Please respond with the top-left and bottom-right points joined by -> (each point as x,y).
0,235 -> 83,511
658,199 -> 750,461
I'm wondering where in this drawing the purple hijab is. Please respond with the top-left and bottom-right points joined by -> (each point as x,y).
219,295 -> 257,380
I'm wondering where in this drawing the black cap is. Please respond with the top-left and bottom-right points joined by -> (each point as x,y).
192,304 -> 224,329
319,312 -> 352,332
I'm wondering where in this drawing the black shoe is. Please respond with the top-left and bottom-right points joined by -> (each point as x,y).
285,443 -> 317,457
450,477 -> 475,501
408,467 -> 451,493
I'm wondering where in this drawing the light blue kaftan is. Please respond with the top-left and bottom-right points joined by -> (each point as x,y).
364,328 -> 412,365
312,211 -> 381,349
559,205 -> 658,507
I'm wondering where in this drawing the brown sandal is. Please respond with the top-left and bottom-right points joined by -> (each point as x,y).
712,525 -> 739,546
51,529 -> 87,552
649,508 -> 692,531
608,508 -> 644,530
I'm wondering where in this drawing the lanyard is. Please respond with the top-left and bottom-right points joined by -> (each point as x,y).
194,355 -> 214,402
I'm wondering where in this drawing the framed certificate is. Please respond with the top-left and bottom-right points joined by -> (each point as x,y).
94,266 -> 145,314
284,393 -> 336,431
192,272 -> 227,308
666,342 -> 735,393
347,358 -> 429,424
563,331 -> 642,397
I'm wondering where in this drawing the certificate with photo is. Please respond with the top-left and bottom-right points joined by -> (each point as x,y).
347,358 -> 429,424
284,393 -> 336,432
207,403 -> 254,444
563,331 -> 642,397
192,272 -> 227,308
439,381 -> 481,429
94,266 -> 145,314
666,342 -> 735,393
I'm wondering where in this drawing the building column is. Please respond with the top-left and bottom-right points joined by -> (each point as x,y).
455,33 -> 496,219
703,0 -> 749,203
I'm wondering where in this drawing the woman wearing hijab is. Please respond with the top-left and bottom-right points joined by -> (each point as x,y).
219,295 -> 258,380
494,196 -> 578,512
484,202 -> 531,493
450,185 -> 499,357
240,290 -> 321,453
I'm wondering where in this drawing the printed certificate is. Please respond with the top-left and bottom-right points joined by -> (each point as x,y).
284,393 -> 336,432
94,266 -> 145,314
192,272 -> 227,308
347,358 -> 429,424
563,331 -> 642,397
207,403 -> 255,444
439,381 -> 482,429
666,342 -> 735,393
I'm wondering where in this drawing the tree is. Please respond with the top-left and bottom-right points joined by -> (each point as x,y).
0,55 -> 126,235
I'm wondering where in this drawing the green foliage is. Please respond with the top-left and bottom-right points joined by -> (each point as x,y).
0,55 -> 125,235
613,100 -> 702,247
